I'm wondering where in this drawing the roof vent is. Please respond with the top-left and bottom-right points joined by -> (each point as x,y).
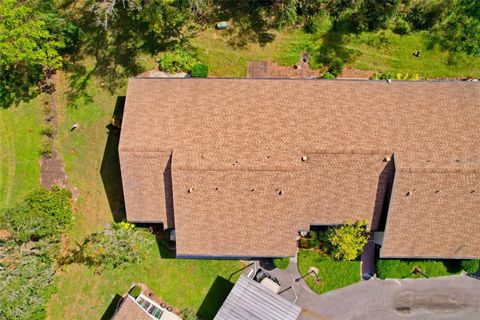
251,189 -> 255,192
471,190 -> 475,194
187,188 -> 193,193
387,79 -> 392,84
215,187 -> 218,191
406,191 -> 411,196
279,190 -> 284,195
435,190 -> 440,193
301,156 -> 308,162
383,156 -> 391,162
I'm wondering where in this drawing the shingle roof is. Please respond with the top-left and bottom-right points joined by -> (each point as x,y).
381,163 -> 480,258
214,275 -> 301,320
112,296 -> 151,320
119,78 -> 480,258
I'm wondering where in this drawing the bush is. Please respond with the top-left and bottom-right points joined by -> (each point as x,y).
129,285 -> 142,298
322,72 -> 335,79
273,257 -> 290,270
304,10 -> 332,34
371,71 -> 395,80
392,17 -> 411,35
190,64 -> 209,77
1,187 -> 72,242
461,259 -> 479,273
72,222 -> 153,271
158,49 -> 198,73
40,125 -> 55,137
40,139 -> 53,157
329,59 -> 344,76
321,220 -> 368,261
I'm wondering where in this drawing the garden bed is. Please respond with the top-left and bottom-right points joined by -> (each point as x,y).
297,249 -> 361,295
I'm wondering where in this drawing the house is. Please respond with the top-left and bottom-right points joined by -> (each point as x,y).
119,78 -> 480,259
214,274 -> 301,320
112,284 -> 181,320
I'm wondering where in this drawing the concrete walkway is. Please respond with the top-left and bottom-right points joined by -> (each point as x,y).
266,262 -> 480,320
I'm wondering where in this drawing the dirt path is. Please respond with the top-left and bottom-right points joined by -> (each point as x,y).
40,86 -> 68,188
39,75 -> 74,197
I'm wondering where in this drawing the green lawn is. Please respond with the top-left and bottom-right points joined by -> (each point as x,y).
49,237 -> 242,319
0,100 -> 43,209
297,249 -> 361,295
376,259 -> 463,279
192,28 -> 480,78
47,64 -> 243,319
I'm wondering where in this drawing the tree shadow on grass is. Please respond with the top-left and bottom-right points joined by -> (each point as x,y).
101,294 -> 123,320
315,30 -> 361,66
208,1 -> 276,48
100,96 -> 126,222
196,276 -> 234,320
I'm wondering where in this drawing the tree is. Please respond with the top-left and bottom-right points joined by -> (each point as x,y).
1,187 -> 72,242
0,0 -> 76,107
0,187 -> 71,320
322,220 -> 369,261
461,259 -> 479,273
436,0 -> 480,57
69,222 -> 152,271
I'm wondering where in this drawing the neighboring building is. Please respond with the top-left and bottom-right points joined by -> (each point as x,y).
112,284 -> 181,320
214,275 -> 301,320
119,78 -> 480,259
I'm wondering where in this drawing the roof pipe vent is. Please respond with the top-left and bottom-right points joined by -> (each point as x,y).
301,156 -> 308,162
279,190 -> 284,195
406,191 -> 411,196
187,188 -> 193,193
383,156 -> 391,162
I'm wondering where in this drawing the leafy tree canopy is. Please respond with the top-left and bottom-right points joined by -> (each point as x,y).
0,0 -> 79,107
322,220 -> 369,261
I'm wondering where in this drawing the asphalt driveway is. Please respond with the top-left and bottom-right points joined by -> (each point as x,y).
266,262 -> 480,320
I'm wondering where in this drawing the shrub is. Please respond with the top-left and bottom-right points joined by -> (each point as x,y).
72,222 -> 153,271
322,72 -> 335,79
1,187 -> 72,242
371,72 -> 395,80
461,259 -> 479,273
158,49 -> 198,73
321,220 -> 368,261
129,285 -> 142,298
273,257 -> 290,270
392,17 -> 411,35
40,139 -> 53,157
190,64 -> 209,77
304,10 -> 332,34
40,125 -> 55,137
329,59 -> 344,76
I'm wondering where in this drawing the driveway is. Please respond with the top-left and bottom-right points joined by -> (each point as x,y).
265,262 -> 480,320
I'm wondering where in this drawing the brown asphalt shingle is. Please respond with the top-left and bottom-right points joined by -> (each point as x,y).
119,78 -> 480,258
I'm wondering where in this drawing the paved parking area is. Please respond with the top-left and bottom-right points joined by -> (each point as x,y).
264,262 -> 480,320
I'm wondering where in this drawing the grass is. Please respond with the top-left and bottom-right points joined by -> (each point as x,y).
272,257 -> 290,270
0,99 -> 43,209
297,249 -> 361,295
48,237 -> 243,319
192,28 -> 480,78
47,62 -> 243,319
376,259 -> 463,279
